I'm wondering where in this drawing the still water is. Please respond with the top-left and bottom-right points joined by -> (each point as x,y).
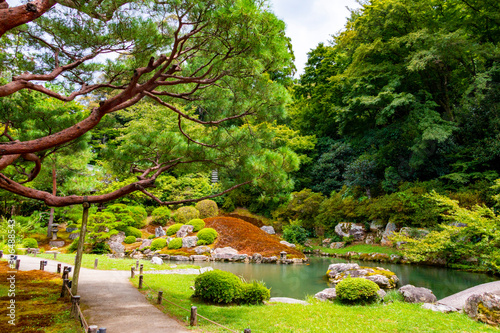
192,256 -> 498,300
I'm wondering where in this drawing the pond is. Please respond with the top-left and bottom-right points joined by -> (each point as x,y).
192,256 -> 498,300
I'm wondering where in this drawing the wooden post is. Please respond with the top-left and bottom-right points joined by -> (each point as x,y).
135,260 -> 139,270
61,279 -> 69,298
57,263 -> 61,274
157,291 -> 163,304
87,326 -> 98,333
131,267 -> 135,278
33,250 -> 36,257
94,258 -> 98,269
72,201 -> 90,296
71,295 -> 81,318
40,260 -> 44,271
190,306 -> 197,326
140,264 -> 143,275
244,329 -> 251,333
97,328 -> 107,333
15,259 -> 20,270
138,275 -> 143,289
54,252 -> 57,260
62,267 -> 68,280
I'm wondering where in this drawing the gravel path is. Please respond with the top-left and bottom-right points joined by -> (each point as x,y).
16,255 -> 191,333
438,280 -> 500,310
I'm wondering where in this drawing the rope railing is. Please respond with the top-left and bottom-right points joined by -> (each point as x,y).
138,273 -> 248,333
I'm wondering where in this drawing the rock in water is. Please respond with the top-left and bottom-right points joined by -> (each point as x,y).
465,293 -> 500,325
155,226 -> 166,238
151,256 -> 163,265
398,285 -> 437,303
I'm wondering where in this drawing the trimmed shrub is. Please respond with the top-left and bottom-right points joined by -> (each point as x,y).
194,270 -> 243,304
197,228 -> 218,244
124,236 -> 136,244
128,206 -> 148,228
336,277 -> 380,304
125,226 -> 142,239
195,200 -> 219,219
166,223 -> 183,236
91,242 -> 111,254
168,238 -> 182,249
187,219 -> 205,232
151,206 -> 172,226
22,238 -> 38,248
282,225 -> 307,245
173,206 -> 199,224
239,281 -> 270,305
196,239 -> 210,246
151,238 -> 167,251
148,235 -> 155,239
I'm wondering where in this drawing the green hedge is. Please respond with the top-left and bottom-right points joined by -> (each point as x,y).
195,200 -> 218,219
336,277 -> 380,304
22,238 -> 38,248
194,270 -> 243,304
125,226 -> 142,239
167,223 -> 183,236
151,206 -> 171,226
151,238 -> 167,251
197,228 -> 218,244
187,219 -> 205,232
124,235 -> 137,244
168,238 -> 182,249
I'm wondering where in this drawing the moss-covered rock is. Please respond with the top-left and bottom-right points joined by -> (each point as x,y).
327,263 -> 399,289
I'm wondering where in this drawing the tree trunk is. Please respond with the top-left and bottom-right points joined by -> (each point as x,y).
71,202 -> 90,296
47,166 -> 56,238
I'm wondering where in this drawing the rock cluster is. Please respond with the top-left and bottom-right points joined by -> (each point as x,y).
464,292 -> 500,326
326,263 -> 399,289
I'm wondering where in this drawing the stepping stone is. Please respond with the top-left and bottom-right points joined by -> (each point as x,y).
268,297 -> 308,305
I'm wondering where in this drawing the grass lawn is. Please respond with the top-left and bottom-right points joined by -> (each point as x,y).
131,273 -> 498,333
36,253 -> 199,271
0,261 -> 82,333
309,244 -> 401,256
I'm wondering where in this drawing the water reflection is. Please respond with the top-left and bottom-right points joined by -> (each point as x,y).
186,256 -> 498,300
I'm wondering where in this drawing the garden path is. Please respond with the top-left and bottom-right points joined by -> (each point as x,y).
16,255 -> 192,333
438,280 -> 500,310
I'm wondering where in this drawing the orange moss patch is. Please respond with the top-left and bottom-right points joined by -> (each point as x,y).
204,217 -> 305,258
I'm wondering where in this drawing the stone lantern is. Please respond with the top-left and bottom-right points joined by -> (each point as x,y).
280,251 -> 287,261
51,224 -> 60,240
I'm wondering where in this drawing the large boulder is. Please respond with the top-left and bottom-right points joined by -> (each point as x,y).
327,263 -> 360,278
68,233 -> 79,240
322,238 -> 332,247
194,246 -> 211,255
139,238 -> 153,250
330,242 -> 345,249
190,255 -> 209,261
327,264 -> 399,289
212,247 -> 239,260
314,288 -> 337,301
261,226 -> 275,235
370,220 -> 385,233
107,231 -> 125,254
280,240 -> 296,248
464,293 -> 500,325
398,285 -> 437,303
182,236 -> 198,248
381,222 -> 397,246
151,256 -> 163,265
155,226 -> 166,238
334,222 -> 366,241
252,253 -> 263,263
176,225 -> 194,238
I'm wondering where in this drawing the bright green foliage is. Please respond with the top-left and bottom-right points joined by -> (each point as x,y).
196,239 -> 210,246
124,226 -> 142,239
273,189 -> 324,231
187,219 -> 205,232
22,238 -> 38,248
148,235 -> 155,239
173,206 -> 199,224
336,278 -> 380,304
86,212 -> 123,244
104,204 -> 145,229
282,224 -> 308,245
91,242 -> 111,254
166,224 -> 183,236
167,238 -> 182,250
151,207 -> 171,226
128,206 -> 147,228
194,270 -> 243,304
393,192 -> 500,273
151,238 -> 168,251
195,200 -> 219,219
239,281 -> 271,305
124,236 -> 137,244
197,228 -> 218,245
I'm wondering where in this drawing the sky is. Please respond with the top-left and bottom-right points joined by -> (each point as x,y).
270,0 -> 360,76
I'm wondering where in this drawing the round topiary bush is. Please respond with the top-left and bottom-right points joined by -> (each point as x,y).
125,226 -> 142,239
128,206 -> 148,228
197,228 -> 218,244
168,238 -> 182,249
194,270 -> 243,304
173,206 -> 199,224
239,281 -> 271,305
166,223 -> 183,236
195,200 -> 219,219
124,235 -> 137,244
187,219 -> 205,232
151,206 -> 172,226
22,238 -> 38,248
335,277 -> 380,304
196,239 -> 210,246
151,238 -> 167,251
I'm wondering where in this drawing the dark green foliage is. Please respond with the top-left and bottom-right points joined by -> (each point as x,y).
195,200 -> 219,219
336,278 -> 380,304
197,228 -> 218,244
282,225 -> 307,245
87,212 -> 123,244
22,238 -> 38,248
239,281 -> 271,305
193,270 -> 243,304
167,238 -> 182,250
173,206 -> 199,224
272,189 -> 324,231
124,226 -> 142,239
187,219 -> 205,232
151,238 -> 168,251
67,238 -> 79,253
104,204 -> 146,229
151,207 -> 171,226
166,223 -> 183,236
124,236 -> 136,244
91,242 -> 111,254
